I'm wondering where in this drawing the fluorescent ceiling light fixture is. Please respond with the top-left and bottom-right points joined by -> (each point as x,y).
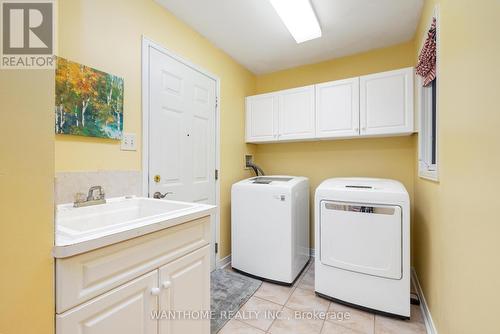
269,0 -> 322,43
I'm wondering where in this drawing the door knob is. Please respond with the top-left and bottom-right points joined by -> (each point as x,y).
150,287 -> 161,296
153,191 -> 173,199
162,281 -> 172,289
154,175 -> 161,183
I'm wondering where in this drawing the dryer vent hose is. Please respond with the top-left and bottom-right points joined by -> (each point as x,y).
247,162 -> 265,176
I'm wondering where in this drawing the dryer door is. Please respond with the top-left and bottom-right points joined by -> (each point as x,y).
320,201 -> 402,280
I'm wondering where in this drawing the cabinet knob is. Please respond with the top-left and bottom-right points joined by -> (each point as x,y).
162,281 -> 172,289
150,287 -> 161,296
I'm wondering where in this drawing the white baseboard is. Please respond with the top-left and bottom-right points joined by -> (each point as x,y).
310,248 -> 316,258
217,249 -> 314,270
411,268 -> 438,334
217,254 -> 231,269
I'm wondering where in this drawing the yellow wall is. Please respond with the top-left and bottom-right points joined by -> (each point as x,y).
56,0 -> 257,257
21,2 -> 499,332
256,42 -> 415,92
254,42 -> 417,248
0,71 -> 55,333
413,1 -> 500,333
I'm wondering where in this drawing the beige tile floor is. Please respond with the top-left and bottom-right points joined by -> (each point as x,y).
219,262 -> 427,334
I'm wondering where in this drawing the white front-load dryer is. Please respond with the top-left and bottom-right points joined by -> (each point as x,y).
315,178 -> 410,319
231,176 -> 310,284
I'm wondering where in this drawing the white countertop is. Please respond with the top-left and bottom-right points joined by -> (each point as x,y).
53,196 -> 216,258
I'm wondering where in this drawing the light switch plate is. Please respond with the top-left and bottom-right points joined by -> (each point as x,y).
121,133 -> 137,151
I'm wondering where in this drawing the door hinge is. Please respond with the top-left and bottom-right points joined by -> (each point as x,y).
215,242 -> 218,254
215,97 -> 218,109
215,169 -> 219,180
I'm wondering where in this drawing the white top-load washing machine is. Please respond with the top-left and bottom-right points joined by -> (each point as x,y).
315,178 -> 410,319
231,176 -> 310,284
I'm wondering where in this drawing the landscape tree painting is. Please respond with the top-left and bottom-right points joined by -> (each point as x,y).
55,57 -> 124,139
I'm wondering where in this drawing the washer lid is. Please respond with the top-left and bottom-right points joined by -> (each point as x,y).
252,176 -> 293,184
234,175 -> 308,188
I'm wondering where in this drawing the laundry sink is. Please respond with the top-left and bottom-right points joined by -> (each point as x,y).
54,196 -> 215,258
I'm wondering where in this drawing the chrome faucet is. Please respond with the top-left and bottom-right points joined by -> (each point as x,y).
74,186 -> 106,207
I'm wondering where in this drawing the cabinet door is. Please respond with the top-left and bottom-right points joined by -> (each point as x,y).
315,78 -> 360,139
360,67 -> 414,136
278,85 -> 315,141
57,271 -> 158,334
159,246 -> 210,334
245,93 -> 279,143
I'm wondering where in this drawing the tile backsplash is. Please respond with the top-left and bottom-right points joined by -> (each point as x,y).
55,170 -> 142,204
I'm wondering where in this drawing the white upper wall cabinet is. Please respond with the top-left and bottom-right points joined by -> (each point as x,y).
360,68 -> 414,136
245,93 -> 279,142
278,86 -> 315,141
246,86 -> 314,142
245,67 -> 414,143
315,78 -> 360,139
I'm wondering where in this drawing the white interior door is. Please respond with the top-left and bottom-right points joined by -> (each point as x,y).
148,46 -> 217,270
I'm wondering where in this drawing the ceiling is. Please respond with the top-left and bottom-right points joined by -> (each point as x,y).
156,0 -> 423,74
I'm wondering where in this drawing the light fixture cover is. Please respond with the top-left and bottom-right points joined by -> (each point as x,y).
269,0 -> 322,43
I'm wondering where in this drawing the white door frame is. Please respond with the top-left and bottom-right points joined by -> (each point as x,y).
141,36 -> 221,269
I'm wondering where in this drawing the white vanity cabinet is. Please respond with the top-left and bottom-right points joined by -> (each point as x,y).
56,216 -> 211,334
56,270 -> 159,334
158,246 -> 210,334
246,85 -> 315,143
245,67 -> 414,143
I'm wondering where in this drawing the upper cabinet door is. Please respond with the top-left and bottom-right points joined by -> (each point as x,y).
278,85 -> 315,141
246,93 -> 279,143
360,67 -> 414,136
315,78 -> 360,139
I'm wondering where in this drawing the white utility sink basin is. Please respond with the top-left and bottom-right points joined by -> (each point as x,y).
54,196 -> 215,258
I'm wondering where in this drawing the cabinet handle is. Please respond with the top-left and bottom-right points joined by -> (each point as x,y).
151,287 -> 161,296
162,281 -> 172,289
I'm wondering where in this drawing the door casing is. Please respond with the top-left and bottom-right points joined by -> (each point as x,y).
141,36 -> 221,271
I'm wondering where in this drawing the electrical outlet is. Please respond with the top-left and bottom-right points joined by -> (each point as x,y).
245,154 -> 254,169
121,133 -> 137,151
